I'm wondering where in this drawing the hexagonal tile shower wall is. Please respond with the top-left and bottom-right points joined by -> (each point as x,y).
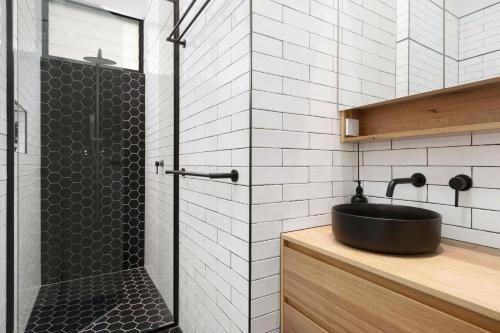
40,57 -> 145,284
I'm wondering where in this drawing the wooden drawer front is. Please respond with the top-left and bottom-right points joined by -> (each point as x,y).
283,303 -> 327,333
283,246 -> 487,333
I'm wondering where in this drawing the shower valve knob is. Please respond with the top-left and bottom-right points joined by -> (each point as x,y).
155,160 -> 164,174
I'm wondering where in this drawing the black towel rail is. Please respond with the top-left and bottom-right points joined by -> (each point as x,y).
165,168 -> 239,182
166,0 -> 212,47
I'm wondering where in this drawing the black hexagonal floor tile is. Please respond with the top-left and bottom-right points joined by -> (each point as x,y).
25,268 -> 173,333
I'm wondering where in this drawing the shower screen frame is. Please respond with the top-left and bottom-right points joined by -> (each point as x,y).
6,0 -> 16,331
5,1 -> 180,332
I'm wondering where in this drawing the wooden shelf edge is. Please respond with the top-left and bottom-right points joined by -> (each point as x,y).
340,122 -> 500,143
340,76 -> 500,112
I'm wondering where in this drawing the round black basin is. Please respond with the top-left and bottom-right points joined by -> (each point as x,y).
332,203 -> 442,254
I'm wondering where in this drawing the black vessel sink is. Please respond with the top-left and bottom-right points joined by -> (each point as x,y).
332,203 -> 442,254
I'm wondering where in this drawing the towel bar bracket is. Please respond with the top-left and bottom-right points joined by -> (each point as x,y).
166,0 -> 211,47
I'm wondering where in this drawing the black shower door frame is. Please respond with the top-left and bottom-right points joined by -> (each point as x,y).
6,0 -> 15,331
5,0 -> 180,331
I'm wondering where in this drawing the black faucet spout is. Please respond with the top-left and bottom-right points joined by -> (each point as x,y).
386,173 -> 426,197
386,178 -> 412,197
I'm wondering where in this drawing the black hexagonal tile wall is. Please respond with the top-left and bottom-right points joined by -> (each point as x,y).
40,57 -> 145,284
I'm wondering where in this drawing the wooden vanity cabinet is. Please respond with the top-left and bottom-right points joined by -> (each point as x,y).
281,227 -> 500,333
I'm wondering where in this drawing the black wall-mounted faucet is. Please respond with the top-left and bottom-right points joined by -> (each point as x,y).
449,174 -> 472,207
155,160 -> 164,174
386,173 -> 426,197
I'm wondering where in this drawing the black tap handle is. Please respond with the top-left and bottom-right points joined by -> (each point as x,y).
449,175 -> 471,191
155,160 -> 164,174
449,175 -> 472,207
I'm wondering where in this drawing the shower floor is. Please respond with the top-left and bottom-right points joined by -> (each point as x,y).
25,268 -> 173,333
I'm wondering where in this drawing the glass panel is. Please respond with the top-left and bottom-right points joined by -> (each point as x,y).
14,0 -> 43,331
14,0 -> 175,332
48,0 -> 140,70
144,0 -> 176,316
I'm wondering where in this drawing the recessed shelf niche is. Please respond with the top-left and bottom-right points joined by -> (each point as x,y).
340,77 -> 500,143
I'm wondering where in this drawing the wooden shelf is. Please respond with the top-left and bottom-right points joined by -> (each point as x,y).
340,77 -> 500,142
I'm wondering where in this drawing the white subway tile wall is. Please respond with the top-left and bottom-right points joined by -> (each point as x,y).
445,10 -> 459,60
458,3 -> 500,84
382,1 -> 500,249
445,10 -> 459,88
360,0 -> 500,252
410,0 -> 443,52
143,0 -> 500,332
362,135 -> 500,250
396,0 -> 445,95
251,0 -> 361,331
251,0 -> 500,331
408,40 -> 444,94
178,0 -> 251,332
397,0 -> 500,91
396,39 -> 409,97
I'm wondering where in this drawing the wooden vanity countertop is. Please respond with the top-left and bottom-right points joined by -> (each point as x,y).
282,226 -> 500,323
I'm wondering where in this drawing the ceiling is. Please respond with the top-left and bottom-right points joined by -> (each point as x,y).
445,0 -> 499,17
